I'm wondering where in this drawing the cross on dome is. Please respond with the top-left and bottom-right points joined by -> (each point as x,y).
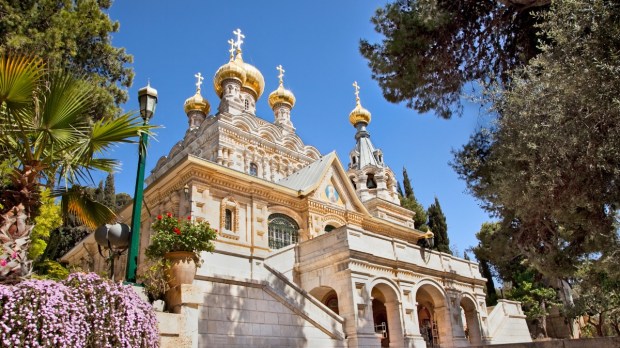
353,81 -> 361,105
194,72 -> 204,92
233,28 -> 245,53
227,39 -> 235,60
276,65 -> 285,86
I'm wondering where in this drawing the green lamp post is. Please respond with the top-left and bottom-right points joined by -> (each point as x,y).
126,83 -> 158,283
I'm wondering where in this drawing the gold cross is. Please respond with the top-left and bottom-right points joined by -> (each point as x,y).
227,39 -> 235,60
233,28 -> 245,52
276,65 -> 285,86
194,72 -> 204,92
353,81 -> 361,104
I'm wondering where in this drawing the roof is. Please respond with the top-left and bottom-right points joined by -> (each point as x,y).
277,151 -> 337,192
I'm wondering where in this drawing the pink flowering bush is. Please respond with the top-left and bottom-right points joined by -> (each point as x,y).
0,273 -> 159,347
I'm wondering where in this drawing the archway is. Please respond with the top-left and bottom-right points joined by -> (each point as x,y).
460,295 -> 482,345
415,283 -> 450,348
371,282 -> 405,348
309,286 -> 339,315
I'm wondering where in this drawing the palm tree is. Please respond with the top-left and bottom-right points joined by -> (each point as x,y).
0,55 -> 153,283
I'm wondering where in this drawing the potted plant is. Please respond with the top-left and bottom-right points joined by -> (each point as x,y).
145,213 -> 217,289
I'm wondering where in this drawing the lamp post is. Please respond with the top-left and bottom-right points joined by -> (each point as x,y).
126,83 -> 158,283
184,183 -> 191,217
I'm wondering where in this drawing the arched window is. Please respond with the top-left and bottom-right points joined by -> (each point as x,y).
225,209 -> 232,230
324,225 -> 336,233
268,214 -> 299,249
249,163 -> 258,176
366,173 -> 377,189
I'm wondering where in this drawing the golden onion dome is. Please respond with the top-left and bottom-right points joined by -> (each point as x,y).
213,54 -> 247,97
184,90 -> 210,115
268,84 -> 296,108
349,102 -> 372,126
240,60 -> 265,99
349,81 -> 371,126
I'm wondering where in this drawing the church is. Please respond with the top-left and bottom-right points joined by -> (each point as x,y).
62,30 -> 531,348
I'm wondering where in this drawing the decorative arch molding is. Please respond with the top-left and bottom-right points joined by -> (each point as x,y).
304,146 -> 321,160
368,276 -> 403,303
267,205 -> 304,229
413,278 -> 449,304
231,115 -> 259,131
257,124 -> 282,142
220,196 -> 240,240
322,214 -> 346,229
460,292 -> 479,312
282,134 -> 304,150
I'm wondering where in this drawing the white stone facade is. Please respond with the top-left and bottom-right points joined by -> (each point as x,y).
62,34 -> 532,348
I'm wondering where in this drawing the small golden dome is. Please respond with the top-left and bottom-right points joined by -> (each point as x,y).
213,55 -> 247,97
349,81 -> 371,126
349,103 -> 371,126
241,60 -> 265,99
268,65 -> 295,108
184,90 -> 210,115
268,84 -> 296,108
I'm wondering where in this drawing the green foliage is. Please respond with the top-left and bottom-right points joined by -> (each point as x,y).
41,226 -> 90,263
427,196 -> 450,254
103,173 -> 115,210
400,168 -> 428,230
479,258 -> 498,306
360,0 -> 549,118
137,259 -> 170,302
32,260 -> 69,281
452,0 -> 620,280
115,193 -> 132,212
0,55 -> 154,227
145,213 -> 217,260
0,0 -> 134,119
565,262 -> 620,336
506,272 -> 560,321
29,189 -> 62,260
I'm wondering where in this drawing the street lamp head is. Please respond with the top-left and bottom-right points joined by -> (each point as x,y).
184,183 -> 190,199
138,83 -> 158,122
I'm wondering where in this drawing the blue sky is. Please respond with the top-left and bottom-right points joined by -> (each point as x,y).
104,1 -> 494,256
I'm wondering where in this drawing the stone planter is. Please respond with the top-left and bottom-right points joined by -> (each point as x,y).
164,251 -> 197,289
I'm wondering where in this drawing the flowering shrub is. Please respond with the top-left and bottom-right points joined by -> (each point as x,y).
0,273 -> 159,347
145,212 -> 217,260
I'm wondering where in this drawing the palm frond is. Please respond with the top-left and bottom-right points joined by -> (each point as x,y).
58,186 -> 116,228
0,55 -> 43,110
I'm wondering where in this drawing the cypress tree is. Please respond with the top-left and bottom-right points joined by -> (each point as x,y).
402,168 -> 414,198
396,181 -> 404,198
427,196 -> 451,254
400,167 -> 428,230
96,180 -> 105,203
479,258 -> 498,306
103,173 -> 116,210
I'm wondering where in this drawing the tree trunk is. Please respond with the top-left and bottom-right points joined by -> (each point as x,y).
540,300 -> 548,338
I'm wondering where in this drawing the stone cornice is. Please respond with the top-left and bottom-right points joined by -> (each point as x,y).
349,250 -> 487,287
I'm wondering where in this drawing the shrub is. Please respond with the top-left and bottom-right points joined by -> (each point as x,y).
0,273 -> 159,347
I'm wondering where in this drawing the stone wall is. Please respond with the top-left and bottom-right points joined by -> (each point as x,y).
195,278 -> 345,348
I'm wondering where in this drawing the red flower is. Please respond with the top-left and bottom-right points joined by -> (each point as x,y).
166,212 -> 172,217
187,216 -> 191,220
173,227 -> 181,235
157,214 -> 163,220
